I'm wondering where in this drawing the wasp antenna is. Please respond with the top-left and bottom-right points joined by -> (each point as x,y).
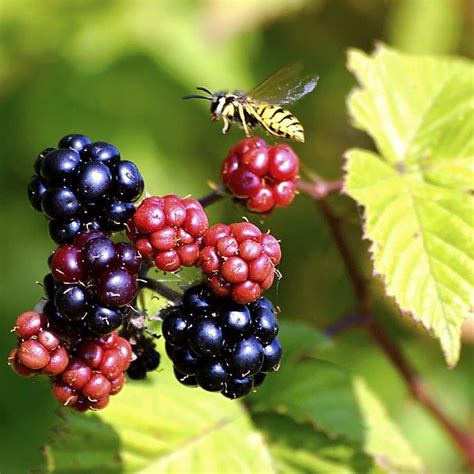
182,94 -> 212,100
196,86 -> 213,95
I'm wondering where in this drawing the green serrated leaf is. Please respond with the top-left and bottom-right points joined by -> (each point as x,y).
254,414 -> 384,474
249,324 -> 424,473
345,44 -> 474,366
44,351 -> 274,473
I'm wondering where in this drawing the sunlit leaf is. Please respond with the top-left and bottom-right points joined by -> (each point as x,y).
44,349 -> 274,473
250,324 -> 424,472
254,414 -> 383,474
345,44 -> 474,366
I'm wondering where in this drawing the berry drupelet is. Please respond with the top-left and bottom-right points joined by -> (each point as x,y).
221,138 -> 299,213
51,332 -> 132,411
199,222 -> 281,304
46,231 -> 140,336
161,284 -> 282,399
28,134 -> 144,243
127,195 -> 209,272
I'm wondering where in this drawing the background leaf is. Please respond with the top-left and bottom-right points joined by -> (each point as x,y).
44,348 -> 274,473
249,325 -> 424,473
254,414 -> 383,474
345,44 -> 474,366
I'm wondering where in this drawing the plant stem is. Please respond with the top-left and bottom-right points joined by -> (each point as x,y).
297,178 -> 343,199
316,194 -> 474,467
198,185 -> 228,207
139,277 -> 182,304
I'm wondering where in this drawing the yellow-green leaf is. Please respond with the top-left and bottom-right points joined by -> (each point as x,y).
345,44 -> 474,366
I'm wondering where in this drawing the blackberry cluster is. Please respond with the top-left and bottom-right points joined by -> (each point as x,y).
221,138 -> 299,213
8,311 -> 69,377
28,134 -> 144,243
127,195 -> 209,272
199,222 -> 281,304
162,284 -> 282,399
51,332 -> 132,412
45,231 -> 140,336
125,334 -> 161,380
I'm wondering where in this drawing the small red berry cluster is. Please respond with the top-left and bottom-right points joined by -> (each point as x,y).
52,332 -> 131,412
127,195 -> 208,272
9,311 -> 69,377
9,311 -> 132,411
200,222 -> 281,304
221,137 -> 299,213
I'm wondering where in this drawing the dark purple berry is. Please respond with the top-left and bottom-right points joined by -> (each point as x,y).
166,344 -> 198,375
96,269 -> 137,307
253,372 -> 266,388
261,338 -> 282,373
127,361 -> 147,380
41,186 -> 80,220
174,368 -> 198,387
196,360 -> 228,392
86,305 -> 123,335
49,219 -> 82,244
222,376 -> 253,399
220,302 -> 252,339
161,308 -> 190,348
113,160 -> 144,201
188,318 -> 224,357
83,142 -> 120,165
252,306 -> 278,343
54,284 -> 88,321
114,242 -> 141,274
226,336 -> 263,377
58,134 -> 91,153
40,149 -> 81,184
34,148 -> 55,175
43,273 -> 58,300
28,176 -> 48,211
74,162 -> 112,201
102,201 -> 135,231
83,237 -> 116,273
182,284 -> 215,314
143,348 -> 161,371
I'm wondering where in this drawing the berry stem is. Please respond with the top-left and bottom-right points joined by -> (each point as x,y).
198,185 -> 228,207
297,177 -> 343,199
315,194 -> 474,468
136,261 -> 182,304
139,277 -> 182,305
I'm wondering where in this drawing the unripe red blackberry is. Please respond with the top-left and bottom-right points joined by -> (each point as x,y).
127,195 -> 209,272
199,222 -> 281,304
221,138 -> 299,213
8,311 -> 70,377
52,332 -> 132,411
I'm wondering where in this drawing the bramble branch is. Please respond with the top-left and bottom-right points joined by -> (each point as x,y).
314,185 -> 474,468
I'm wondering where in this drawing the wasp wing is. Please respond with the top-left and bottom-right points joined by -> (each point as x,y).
247,62 -> 318,105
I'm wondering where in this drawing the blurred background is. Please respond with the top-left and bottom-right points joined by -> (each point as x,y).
0,0 -> 472,472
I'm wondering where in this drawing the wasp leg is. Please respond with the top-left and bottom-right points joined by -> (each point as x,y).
222,116 -> 231,134
238,105 -> 252,137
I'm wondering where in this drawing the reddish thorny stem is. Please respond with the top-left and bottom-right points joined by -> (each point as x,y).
149,175 -> 473,467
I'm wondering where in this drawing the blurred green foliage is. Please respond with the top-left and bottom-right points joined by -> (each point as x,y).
0,1 -> 472,473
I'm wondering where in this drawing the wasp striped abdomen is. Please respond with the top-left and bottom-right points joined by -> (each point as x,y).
255,105 -> 305,143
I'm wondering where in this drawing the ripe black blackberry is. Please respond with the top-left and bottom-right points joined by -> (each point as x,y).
162,284 -> 282,399
123,333 -> 161,380
28,134 -> 144,243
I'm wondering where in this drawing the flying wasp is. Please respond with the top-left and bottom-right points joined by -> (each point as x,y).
183,62 -> 318,143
